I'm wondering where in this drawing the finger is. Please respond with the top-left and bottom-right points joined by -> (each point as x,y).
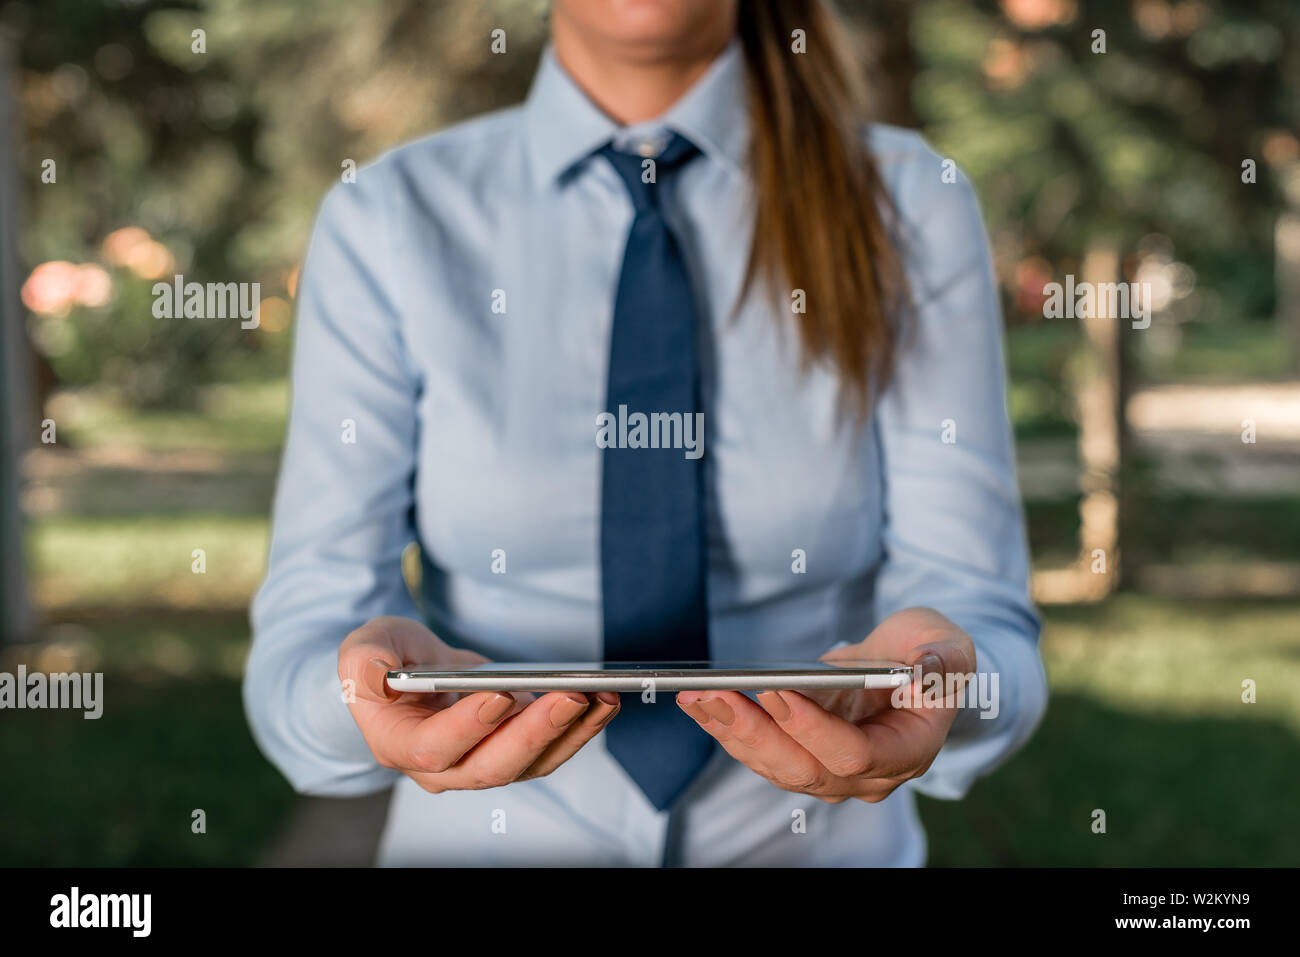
813,638 -> 930,722
851,610 -> 977,696
339,616 -> 488,704
678,691 -> 836,796
800,685 -> 897,723
908,637 -> 978,707
372,690 -> 525,772
443,693 -> 592,788
854,701 -> 953,780
847,774 -> 909,804
760,689 -> 921,781
339,639 -> 402,704
521,692 -> 621,779
835,607 -> 960,663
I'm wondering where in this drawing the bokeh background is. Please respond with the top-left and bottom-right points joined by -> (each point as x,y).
2,0 -> 1298,866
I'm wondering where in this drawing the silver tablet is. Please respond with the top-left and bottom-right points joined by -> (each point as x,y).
386,660 -> 915,693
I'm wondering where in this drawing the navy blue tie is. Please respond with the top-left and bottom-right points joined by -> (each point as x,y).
598,133 -> 715,811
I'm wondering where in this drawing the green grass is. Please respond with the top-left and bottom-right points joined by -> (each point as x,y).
0,615 -> 295,866
28,496 -> 1298,615
919,595 -> 1300,865
28,514 -> 269,611
1026,495 -> 1300,566
37,322 -> 1294,453
50,380 -> 289,454
1006,322 -> 1079,440
1002,318 -> 1295,439
13,368 -> 1299,866
1140,320 -> 1298,382
2,597 -> 1295,866
1006,321 -> 1080,381
1008,378 -> 1076,440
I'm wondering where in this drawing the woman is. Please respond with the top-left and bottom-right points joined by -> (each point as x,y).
244,0 -> 1047,866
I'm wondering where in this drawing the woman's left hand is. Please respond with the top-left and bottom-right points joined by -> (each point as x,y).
676,607 -> 976,803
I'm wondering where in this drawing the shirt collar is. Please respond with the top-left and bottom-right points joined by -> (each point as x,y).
523,37 -> 750,189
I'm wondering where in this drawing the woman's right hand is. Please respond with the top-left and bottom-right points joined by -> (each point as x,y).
338,616 -> 620,793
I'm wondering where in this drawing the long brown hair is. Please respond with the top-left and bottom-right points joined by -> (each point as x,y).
737,0 -> 907,415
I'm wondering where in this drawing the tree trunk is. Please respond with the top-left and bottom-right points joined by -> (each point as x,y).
0,34 -> 35,644
1276,165 -> 1300,373
1074,243 -> 1134,597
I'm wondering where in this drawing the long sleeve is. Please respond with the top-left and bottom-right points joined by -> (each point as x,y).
243,174 -> 414,796
872,137 -> 1049,800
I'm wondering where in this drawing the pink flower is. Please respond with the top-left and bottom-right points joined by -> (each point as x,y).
21,260 -> 113,316
21,260 -> 81,316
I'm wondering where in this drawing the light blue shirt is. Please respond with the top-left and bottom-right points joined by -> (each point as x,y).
245,40 -> 1047,866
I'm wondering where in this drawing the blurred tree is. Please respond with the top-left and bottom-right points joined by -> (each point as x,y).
911,0 -> 1292,329
2,31 -> 34,642
12,0 -> 557,407
10,0 -> 896,409
908,0 -> 1295,591
199,0 -> 911,267
195,0 -> 549,278
10,0 -> 278,407
8,0 -> 1296,419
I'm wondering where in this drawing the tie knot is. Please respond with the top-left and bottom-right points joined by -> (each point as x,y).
598,133 -> 700,212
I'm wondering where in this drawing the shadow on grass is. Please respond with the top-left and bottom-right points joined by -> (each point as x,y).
919,691 -> 1300,866
0,673 -> 295,866
3,624 -> 1295,866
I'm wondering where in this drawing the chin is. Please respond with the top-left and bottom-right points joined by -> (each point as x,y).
559,0 -> 732,54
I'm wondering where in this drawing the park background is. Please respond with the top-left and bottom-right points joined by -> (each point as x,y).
1,0 -> 1297,866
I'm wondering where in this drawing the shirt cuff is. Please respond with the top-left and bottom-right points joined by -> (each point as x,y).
907,624 -> 1048,800
274,645 -> 400,797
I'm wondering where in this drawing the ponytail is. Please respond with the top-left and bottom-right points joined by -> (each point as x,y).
737,0 -> 908,415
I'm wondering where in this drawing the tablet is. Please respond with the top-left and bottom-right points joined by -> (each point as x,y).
386,660 -> 914,693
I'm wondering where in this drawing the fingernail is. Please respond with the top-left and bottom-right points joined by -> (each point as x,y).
677,697 -> 709,723
697,697 -> 735,727
596,702 -> 620,726
549,695 -> 589,728
916,653 -> 944,679
757,691 -> 790,721
367,658 -> 397,700
595,692 -> 621,725
477,693 -> 514,724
